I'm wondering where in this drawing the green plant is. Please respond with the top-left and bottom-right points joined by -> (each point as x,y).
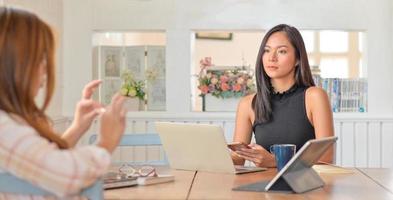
119,69 -> 145,100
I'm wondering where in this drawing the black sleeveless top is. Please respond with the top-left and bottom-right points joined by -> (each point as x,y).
253,84 -> 315,152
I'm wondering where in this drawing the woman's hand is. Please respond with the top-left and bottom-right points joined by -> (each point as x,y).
72,80 -> 103,132
63,80 -> 103,146
234,143 -> 276,168
98,93 -> 127,153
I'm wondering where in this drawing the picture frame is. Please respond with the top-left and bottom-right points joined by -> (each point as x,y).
124,46 -> 146,80
146,46 -> 166,78
100,46 -> 122,78
195,32 -> 233,40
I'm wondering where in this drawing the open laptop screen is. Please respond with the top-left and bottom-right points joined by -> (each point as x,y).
155,122 -> 265,174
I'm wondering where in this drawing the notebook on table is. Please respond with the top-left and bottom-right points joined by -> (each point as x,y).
155,122 -> 266,174
103,176 -> 138,189
103,173 -> 175,189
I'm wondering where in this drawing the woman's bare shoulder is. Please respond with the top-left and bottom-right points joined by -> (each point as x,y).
236,93 -> 256,127
237,93 -> 256,121
306,86 -> 328,100
239,93 -> 256,107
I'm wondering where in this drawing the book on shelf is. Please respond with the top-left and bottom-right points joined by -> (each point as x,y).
313,77 -> 367,113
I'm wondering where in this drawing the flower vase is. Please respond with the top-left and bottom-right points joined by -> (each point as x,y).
124,97 -> 144,111
204,94 -> 240,112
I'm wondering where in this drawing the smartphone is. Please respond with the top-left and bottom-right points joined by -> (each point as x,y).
227,142 -> 251,151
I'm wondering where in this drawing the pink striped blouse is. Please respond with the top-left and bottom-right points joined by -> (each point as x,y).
0,110 -> 111,199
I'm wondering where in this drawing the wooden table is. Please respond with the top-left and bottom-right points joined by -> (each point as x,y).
358,168 -> 393,194
105,168 -> 393,200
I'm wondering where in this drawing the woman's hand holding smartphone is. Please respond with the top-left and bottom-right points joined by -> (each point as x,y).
227,142 -> 251,151
229,143 -> 276,168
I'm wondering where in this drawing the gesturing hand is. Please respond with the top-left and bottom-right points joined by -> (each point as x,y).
234,143 -> 276,168
63,80 -> 104,147
98,93 -> 127,153
72,80 -> 104,134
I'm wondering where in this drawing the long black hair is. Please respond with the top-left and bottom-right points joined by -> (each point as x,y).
252,24 -> 315,124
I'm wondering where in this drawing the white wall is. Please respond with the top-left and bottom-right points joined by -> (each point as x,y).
194,32 -> 263,68
63,0 -> 393,115
3,0 -> 64,117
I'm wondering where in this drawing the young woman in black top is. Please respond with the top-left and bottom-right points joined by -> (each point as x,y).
231,24 -> 334,168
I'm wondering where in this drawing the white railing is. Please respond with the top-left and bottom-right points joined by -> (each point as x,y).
333,115 -> 393,168
53,113 -> 393,168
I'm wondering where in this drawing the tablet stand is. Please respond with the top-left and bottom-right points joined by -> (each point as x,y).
281,164 -> 324,193
233,166 -> 324,193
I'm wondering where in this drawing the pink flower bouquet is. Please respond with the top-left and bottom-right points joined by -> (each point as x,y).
197,57 -> 255,98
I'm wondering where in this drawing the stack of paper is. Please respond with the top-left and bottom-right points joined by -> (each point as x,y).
312,164 -> 354,174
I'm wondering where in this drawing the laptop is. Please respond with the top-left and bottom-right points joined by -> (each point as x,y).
155,122 -> 266,174
233,136 -> 338,193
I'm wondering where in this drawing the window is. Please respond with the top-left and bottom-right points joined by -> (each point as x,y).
300,30 -> 314,52
302,30 -> 367,112
302,30 -> 365,79
92,32 -> 166,111
320,58 -> 348,78
320,31 -> 348,53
